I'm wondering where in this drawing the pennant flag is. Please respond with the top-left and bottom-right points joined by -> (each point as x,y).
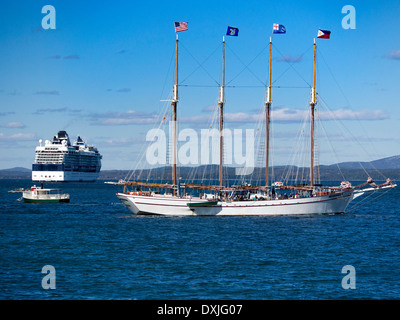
273,23 -> 286,34
317,29 -> 331,39
174,22 -> 188,32
226,26 -> 239,36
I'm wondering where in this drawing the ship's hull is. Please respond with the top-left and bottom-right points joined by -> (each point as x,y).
23,197 -> 70,203
116,190 -> 354,216
117,193 -> 199,215
32,170 -> 99,182
22,190 -> 70,203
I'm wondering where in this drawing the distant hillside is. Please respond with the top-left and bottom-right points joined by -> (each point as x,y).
98,166 -> 399,182
331,155 -> 400,170
99,155 -> 400,181
1,167 -> 31,172
1,155 -> 399,180
0,167 -> 31,179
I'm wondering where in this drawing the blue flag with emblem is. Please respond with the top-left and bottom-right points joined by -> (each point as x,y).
226,26 -> 239,36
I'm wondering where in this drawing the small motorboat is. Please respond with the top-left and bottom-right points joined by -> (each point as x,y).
22,185 -> 70,203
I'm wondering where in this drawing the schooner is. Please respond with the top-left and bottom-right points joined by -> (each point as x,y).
115,23 -> 396,216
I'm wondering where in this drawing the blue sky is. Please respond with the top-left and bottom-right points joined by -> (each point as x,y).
0,0 -> 399,170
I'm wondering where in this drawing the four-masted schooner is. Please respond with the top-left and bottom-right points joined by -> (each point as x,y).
115,23 -> 395,216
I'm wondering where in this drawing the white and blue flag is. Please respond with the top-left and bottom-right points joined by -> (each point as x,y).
273,23 -> 286,34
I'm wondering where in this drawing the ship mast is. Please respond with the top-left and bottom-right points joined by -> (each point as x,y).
172,34 -> 179,195
219,36 -> 225,187
310,39 -> 317,187
265,37 -> 272,188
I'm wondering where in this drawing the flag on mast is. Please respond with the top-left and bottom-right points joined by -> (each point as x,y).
273,23 -> 286,34
317,29 -> 331,39
174,22 -> 188,32
226,26 -> 239,36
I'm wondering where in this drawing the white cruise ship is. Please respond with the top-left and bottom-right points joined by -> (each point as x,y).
32,131 -> 102,182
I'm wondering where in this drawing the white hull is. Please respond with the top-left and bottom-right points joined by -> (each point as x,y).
32,171 -> 99,182
117,193 -> 200,215
22,186 -> 70,203
116,190 -> 354,216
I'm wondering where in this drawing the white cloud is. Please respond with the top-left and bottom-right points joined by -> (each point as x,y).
34,90 -> 60,95
0,122 -> 25,128
318,108 -> 389,121
0,133 -> 36,141
116,88 -> 131,93
89,107 -> 389,127
181,108 -> 389,124
90,110 -> 159,126
102,136 -> 144,146
33,107 -> 82,115
277,55 -> 303,63
385,49 -> 400,60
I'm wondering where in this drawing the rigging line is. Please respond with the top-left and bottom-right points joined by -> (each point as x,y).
240,104 -> 265,187
258,110 -> 268,184
317,94 -> 371,177
318,97 -> 367,179
317,48 -> 385,178
126,92 -> 173,182
289,109 -> 309,183
300,121 -> 309,184
226,85 -> 266,88
235,102 -> 265,184
179,84 -> 219,88
317,94 -> 387,180
273,86 -> 310,89
317,48 -> 352,107
185,101 -> 218,185
179,41 -> 221,86
159,48 -> 176,104
346,190 -> 378,212
315,119 -> 321,185
200,103 -> 219,184
270,108 -> 275,184
271,43 -> 313,87
182,84 -> 286,89
347,188 -> 393,213
316,110 -> 346,181
281,113 -> 308,184
125,99 -> 171,181
225,43 -> 267,86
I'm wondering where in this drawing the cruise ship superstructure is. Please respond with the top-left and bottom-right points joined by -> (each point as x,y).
32,131 -> 102,182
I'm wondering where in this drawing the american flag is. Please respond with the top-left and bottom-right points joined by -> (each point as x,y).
174,22 -> 188,32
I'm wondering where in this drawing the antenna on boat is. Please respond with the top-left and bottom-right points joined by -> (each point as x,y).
219,36 -> 226,187
310,38 -> 317,187
265,36 -> 272,188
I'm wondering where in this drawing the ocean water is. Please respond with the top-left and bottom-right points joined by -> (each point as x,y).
1,179 -> 399,300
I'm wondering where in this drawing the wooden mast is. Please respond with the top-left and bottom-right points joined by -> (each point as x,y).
310,39 -> 317,187
172,34 -> 179,195
219,36 -> 225,187
265,37 -> 272,188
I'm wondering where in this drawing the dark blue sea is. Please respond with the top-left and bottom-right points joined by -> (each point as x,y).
1,179 -> 399,300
